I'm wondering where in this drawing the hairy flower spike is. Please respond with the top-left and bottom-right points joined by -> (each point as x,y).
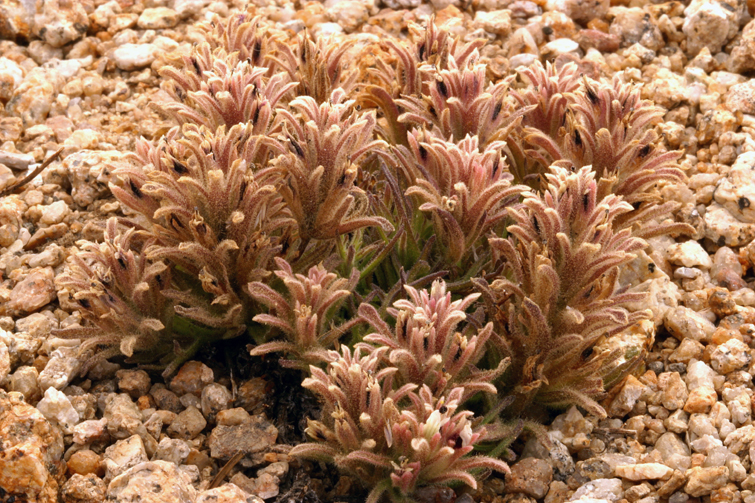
291,346 -> 508,503
485,165 -> 651,417
247,257 -> 360,369
398,134 -> 527,265
359,279 -> 508,403
509,62 -> 693,238
53,218 -> 176,374
274,89 -> 394,242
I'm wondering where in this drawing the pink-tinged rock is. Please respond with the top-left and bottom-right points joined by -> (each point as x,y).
0,390 -> 65,503
576,29 -> 620,52
7,267 -> 55,314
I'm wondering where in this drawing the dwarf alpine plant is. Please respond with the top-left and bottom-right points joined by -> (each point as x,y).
58,11 -> 697,501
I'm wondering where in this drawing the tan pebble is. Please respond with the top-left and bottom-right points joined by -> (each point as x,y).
684,386 -> 718,413
68,449 -> 104,477
615,463 -> 674,481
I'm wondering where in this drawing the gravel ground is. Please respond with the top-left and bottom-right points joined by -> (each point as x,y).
1,0 -> 755,502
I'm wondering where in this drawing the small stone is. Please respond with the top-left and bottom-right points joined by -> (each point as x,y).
380,0 -> 421,8
575,458 -> 611,481
152,437 -> 191,466
0,1 -> 35,41
0,339 -> 9,382
201,383 -> 232,423
726,80 -> 755,115
726,459 -> 747,482
607,375 -> 647,418
542,38 -> 580,59
659,372 -> 688,411
33,0 -> 90,48
667,241 -> 713,269
39,200 -> 70,226
609,7 -> 664,50
505,458 -> 553,499
103,435 -> 149,481
575,29 -> 620,52
685,466 -> 729,497
174,0 -> 213,18
116,369 -> 151,399
170,361 -> 214,397
167,406 -> 207,440
682,0 -> 740,57
250,472 -> 281,499
521,433 -> 575,481
686,360 -> 719,390
197,483 -> 263,503
709,338 -> 751,374
36,386 -> 80,434
73,418 -> 108,445
325,0 -> 368,33
112,44 -> 158,71
216,407 -> 250,426
137,7 -> 179,29
9,365 -> 41,402
0,390 -> 64,502
728,17 -> 755,73
665,307 -> 716,342
669,338 -> 705,364
62,150 -> 124,208
143,412 -> 163,440
235,378 -> 268,413
474,10 -> 512,36
654,432 -> 691,472
106,460 -> 197,503
150,385 -> 182,414
677,409 -> 702,435
567,477 -> 622,501
7,267 -> 56,314
38,347 -> 82,391
179,393 -> 201,410
67,449 -> 103,477
615,463 -> 674,481
713,152 -> 755,224
547,0 -> 609,24
704,203 -> 755,247
61,473 -> 106,503
684,386 -> 718,414
208,415 -> 278,460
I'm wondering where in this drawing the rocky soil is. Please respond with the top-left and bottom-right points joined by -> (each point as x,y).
1,0 -> 755,502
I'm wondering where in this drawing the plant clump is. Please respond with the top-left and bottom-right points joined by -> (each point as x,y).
54,10 -> 694,502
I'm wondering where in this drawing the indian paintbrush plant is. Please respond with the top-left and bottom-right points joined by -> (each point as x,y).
52,10 -> 694,502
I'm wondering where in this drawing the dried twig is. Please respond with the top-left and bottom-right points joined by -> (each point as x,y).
208,450 -> 245,489
0,147 -> 64,198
